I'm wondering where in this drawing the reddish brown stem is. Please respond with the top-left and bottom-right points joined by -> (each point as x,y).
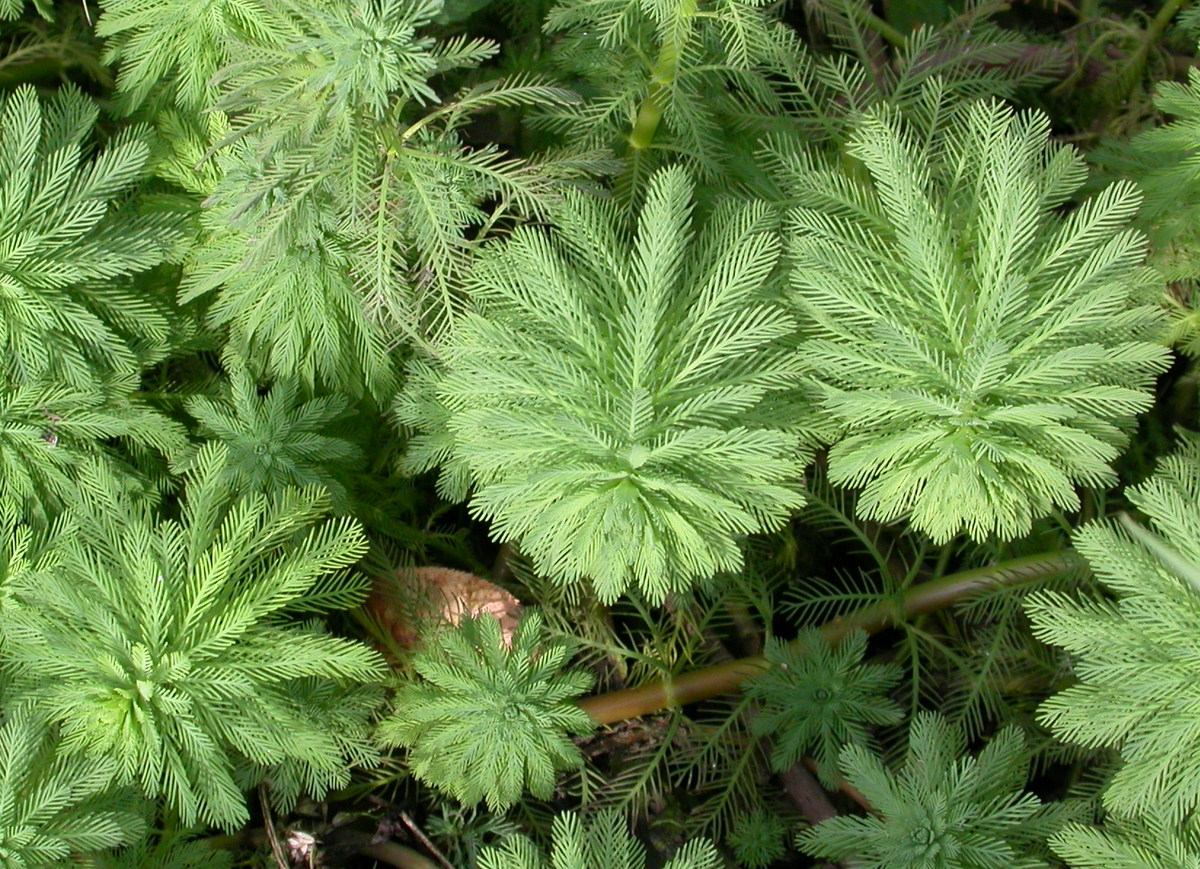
802,758 -> 872,813
578,551 -> 1077,725
780,763 -> 840,825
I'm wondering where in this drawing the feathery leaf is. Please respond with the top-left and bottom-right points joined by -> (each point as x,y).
397,166 -> 812,601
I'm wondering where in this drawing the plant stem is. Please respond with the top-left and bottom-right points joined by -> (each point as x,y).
780,763 -> 840,823
849,3 -> 906,49
258,786 -> 289,869
578,551 -> 1078,725
1123,0 -> 1193,102
1146,0 -> 1192,50
628,79 -> 669,154
627,0 -> 696,155
615,0 -> 698,205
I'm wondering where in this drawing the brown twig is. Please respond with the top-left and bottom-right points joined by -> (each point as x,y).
577,551 -> 1078,725
396,811 -> 457,869
779,762 -> 840,825
258,786 -> 290,869
801,758 -> 872,813
359,841 -> 444,869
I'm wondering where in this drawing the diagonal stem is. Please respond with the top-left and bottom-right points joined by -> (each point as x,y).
578,550 -> 1078,725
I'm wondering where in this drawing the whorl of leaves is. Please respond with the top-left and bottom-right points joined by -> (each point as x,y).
727,808 -> 789,869
478,810 -> 721,869
1027,437 -> 1200,823
397,166 -> 812,602
181,367 -> 364,509
377,611 -> 595,811
797,712 -> 1058,869
745,629 -> 902,786
780,89 -> 1169,543
0,445 -> 386,829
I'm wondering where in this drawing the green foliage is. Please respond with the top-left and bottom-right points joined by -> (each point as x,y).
0,84 -> 183,388
1027,436 -> 1200,824
377,611 -> 595,811
745,629 -> 903,786
727,807 -> 788,869
797,712 -> 1060,869
1088,57 -> 1200,357
181,182 -> 400,398
214,0 -> 452,122
426,804 -> 522,869
0,79 -> 188,519
0,701 -> 144,868
0,372 -> 188,523
90,829 -> 235,869
0,445 -> 386,830
1090,64 -> 1200,287
180,367 -> 363,509
1049,813 -> 1200,869
0,0 -> 52,20
95,0 -> 294,114
540,0 -> 791,181
780,90 -> 1170,543
234,673 -> 385,812
397,166 -> 812,601
176,0 -> 581,394
8,0 -> 1200,864
477,810 -> 721,869
935,574 -> 1075,745
762,1 -> 1064,156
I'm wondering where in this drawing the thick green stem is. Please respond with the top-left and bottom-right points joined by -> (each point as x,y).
629,83 -> 669,152
578,550 -> 1078,725
626,0 -> 696,157
1146,0 -> 1192,49
851,3 -> 906,49
1123,0 -> 1192,101
628,80 -> 667,151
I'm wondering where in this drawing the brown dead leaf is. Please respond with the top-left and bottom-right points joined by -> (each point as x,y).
366,566 -> 521,658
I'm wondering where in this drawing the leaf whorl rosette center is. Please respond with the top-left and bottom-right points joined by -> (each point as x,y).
377,611 -> 595,811
780,92 -> 1170,543
397,166 -> 813,601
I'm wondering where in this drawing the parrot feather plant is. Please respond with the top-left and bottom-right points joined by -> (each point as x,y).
398,165 -> 815,602
3,0 -> 1200,866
